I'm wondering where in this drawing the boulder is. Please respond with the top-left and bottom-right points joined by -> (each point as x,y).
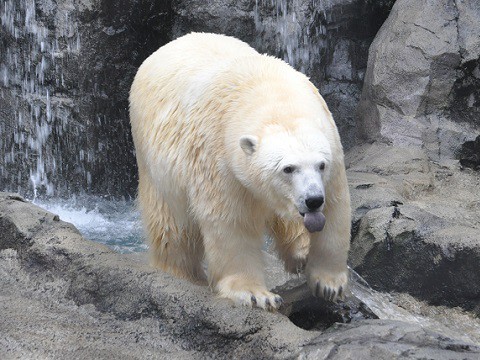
347,144 -> 480,314
1,192 -> 479,358
357,0 -> 480,158
351,0 -> 480,315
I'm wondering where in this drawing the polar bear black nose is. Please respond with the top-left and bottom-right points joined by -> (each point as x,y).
305,196 -> 324,211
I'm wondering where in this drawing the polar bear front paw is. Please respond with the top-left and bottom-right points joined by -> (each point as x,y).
307,268 -> 348,302
216,276 -> 283,311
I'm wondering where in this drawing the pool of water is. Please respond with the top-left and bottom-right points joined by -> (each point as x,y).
35,196 -> 147,254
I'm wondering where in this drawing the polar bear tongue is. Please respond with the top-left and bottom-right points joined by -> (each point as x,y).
304,212 -> 326,233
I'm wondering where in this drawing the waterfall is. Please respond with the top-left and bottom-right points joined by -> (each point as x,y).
253,0 -> 329,75
1,0 -> 81,199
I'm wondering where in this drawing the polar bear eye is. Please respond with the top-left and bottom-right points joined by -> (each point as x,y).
319,162 -> 326,171
283,166 -> 295,174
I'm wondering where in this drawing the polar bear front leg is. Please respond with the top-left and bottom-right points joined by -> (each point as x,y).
201,222 -> 283,310
305,173 -> 351,302
269,216 -> 310,274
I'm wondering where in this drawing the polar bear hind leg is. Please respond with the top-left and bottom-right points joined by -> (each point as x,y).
138,173 -> 206,283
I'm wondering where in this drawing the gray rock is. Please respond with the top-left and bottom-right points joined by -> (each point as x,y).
1,191 -> 479,358
352,1 -> 480,312
347,144 -> 480,314
357,0 -> 480,157
299,320 -> 479,360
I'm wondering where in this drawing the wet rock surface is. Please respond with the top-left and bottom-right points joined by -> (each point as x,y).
1,192 -> 479,359
0,0 -> 172,198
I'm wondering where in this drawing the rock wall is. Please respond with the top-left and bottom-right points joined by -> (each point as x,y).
357,0 -> 480,159
349,0 -> 480,313
0,0 -> 172,198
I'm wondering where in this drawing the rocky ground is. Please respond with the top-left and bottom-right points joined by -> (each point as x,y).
347,144 -> 480,314
1,192 -> 479,359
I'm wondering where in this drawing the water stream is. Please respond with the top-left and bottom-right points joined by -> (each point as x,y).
254,0 -> 328,74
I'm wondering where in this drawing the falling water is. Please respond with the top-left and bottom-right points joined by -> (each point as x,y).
1,0 -> 81,199
254,0 -> 330,74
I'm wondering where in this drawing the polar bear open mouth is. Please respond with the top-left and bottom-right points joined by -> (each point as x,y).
300,211 -> 326,233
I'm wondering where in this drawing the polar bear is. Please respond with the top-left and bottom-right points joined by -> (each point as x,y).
129,33 -> 351,310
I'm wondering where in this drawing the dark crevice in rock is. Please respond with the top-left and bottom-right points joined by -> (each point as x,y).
452,0 -> 465,62
458,135 -> 480,170
275,279 -> 378,331
450,59 -> 480,126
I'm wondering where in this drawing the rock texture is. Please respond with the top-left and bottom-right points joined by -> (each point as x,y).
0,0 -> 172,198
347,144 -> 480,314
357,0 -> 480,157
349,0 -> 480,315
1,192 -> 479,359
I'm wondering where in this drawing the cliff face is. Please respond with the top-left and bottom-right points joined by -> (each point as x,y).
349,0 -> 480,314
0,0 -> 173,198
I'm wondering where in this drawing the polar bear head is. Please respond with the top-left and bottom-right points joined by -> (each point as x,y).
238,123 -> 333,232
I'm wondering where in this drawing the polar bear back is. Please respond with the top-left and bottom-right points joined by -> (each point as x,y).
130,32 -> 259,122
129,33 -> 259,169
129,33 -> 268,215
129,33 -> 338,222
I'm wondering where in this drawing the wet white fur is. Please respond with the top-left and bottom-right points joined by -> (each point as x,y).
129,33 -> 351,310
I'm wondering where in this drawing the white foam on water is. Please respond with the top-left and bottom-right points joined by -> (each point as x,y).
35,198 -> 147,254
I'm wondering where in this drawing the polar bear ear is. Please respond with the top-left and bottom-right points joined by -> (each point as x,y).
239,135 -> 258,155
